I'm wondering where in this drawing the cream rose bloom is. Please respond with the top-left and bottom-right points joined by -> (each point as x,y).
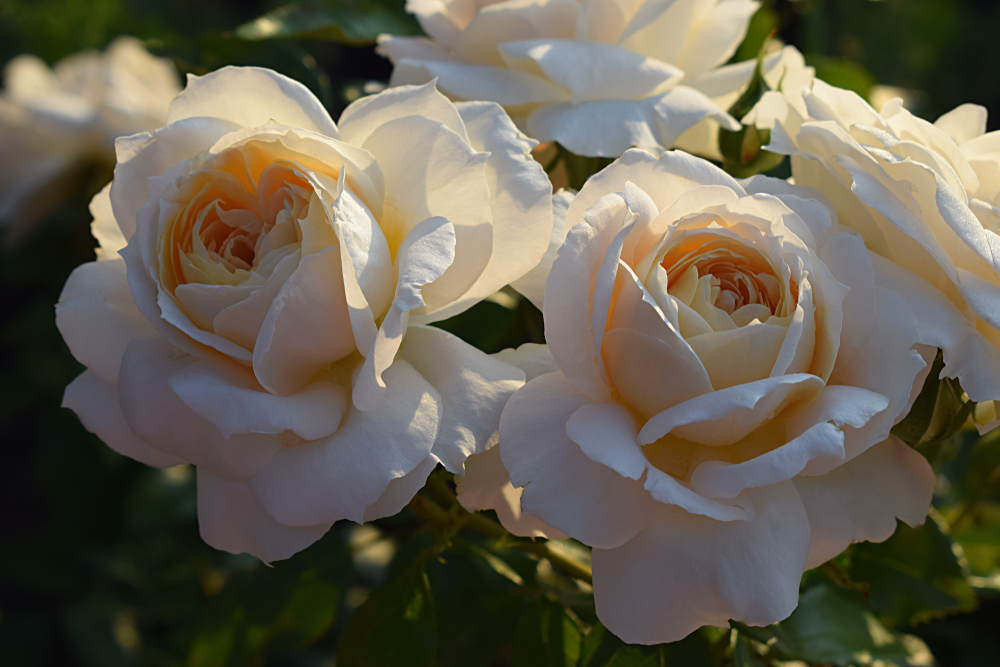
758,82 -> 1000,425
0,37 -> 179,241
458,149 -> 935,644
56,67 -> 552,562
377,0 -> 790,157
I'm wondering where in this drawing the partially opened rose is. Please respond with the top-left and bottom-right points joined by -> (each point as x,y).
378,0 -> 775,157
0,37 -> 180,241
758,82 -> 1000,425
56,67 -> 552,562
460,149 -> 935,643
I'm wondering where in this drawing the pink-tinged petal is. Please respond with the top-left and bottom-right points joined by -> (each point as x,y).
499,372 -> 667,549
793,436 -> 934,568
338,81 -> 468,147
167,66 -> 338,137
111,117 -> 239,240
638,374 -> 824,447
457,443 -> 567,539
566,402 -> 646,480
212,251 -> 300,351
399,326 -> 524,473
872,254 -> 1000,403
197,469 -> 330,563
168,358 -> 346,442
63,370 -> 185,468
253,245 -> 356,397
602,327 -> 713,418
55,258 -> 157,384
691,422 -> 845,499
249,359 -> 442,526
424,100 -> 553,321
353,217 -> 456,412
591,481 -> 810,645
642,467 -> 749,521
117,337 -> 283,481
363,455 -> 439,522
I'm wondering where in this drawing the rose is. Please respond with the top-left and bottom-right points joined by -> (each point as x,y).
378,0 -> 778,158
0,37 -> 180,241
758,82 -> 1000,427
56,66 -> 553,562
458,148 -> 935,643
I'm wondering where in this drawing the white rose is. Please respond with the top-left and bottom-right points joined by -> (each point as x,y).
458,149 -> 934,644
760,81 -> 1000,427
0,37 -> 180,241
56,67 -> 553,562
378,0 -> 781,157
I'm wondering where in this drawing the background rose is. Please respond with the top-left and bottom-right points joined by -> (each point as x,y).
759,82 -> 1000,425
55,66 -> 552,562
377,0 -> 773,157
460,148 -> 935,643
0,36 -> 179,243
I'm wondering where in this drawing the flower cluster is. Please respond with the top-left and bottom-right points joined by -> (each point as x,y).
35,7 -> 1000,648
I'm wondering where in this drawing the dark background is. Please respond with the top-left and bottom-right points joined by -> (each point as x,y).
1,0 -> 999,665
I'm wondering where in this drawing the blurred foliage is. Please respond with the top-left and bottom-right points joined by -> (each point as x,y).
3,0 -> 1000,666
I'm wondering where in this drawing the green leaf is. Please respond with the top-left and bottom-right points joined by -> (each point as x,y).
336,552 -> 437,667
511,598 -> 585,667
782,583 -> 933,666
849,519 -> 977,626
235,0 -> 421,46
891,350 -> 975,449
732,6 -> 779,64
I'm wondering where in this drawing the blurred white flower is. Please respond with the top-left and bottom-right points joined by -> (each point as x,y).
379,0 -> 806,158
0,36 -> 179,242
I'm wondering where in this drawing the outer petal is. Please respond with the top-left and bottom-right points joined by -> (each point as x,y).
526,86 -> 736,158
167,359 -> 347,441
361,115 -> 491,314
197,469 -> 331,563
338,81 -> 468,148
591,481 -> 810,645
793,436 -> 934,569
398,325 -> 525,473
63,370 -> 185,467
248,360 -> 442,526
872,253 -> 1000,403
55,258 -> 157,384
457,443 -> 567,539
89,183 -> 128,261
418,100 -> 553,322
363,455 -> 439,522
166,66 -> 339,138
117,337 -> 283,481
499,371 -> 666,549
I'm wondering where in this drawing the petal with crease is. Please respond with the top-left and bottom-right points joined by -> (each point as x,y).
591,481 -> 810,645
198,468 -> 330,563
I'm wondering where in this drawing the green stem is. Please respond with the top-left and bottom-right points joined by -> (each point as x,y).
407,488 -> 593,585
